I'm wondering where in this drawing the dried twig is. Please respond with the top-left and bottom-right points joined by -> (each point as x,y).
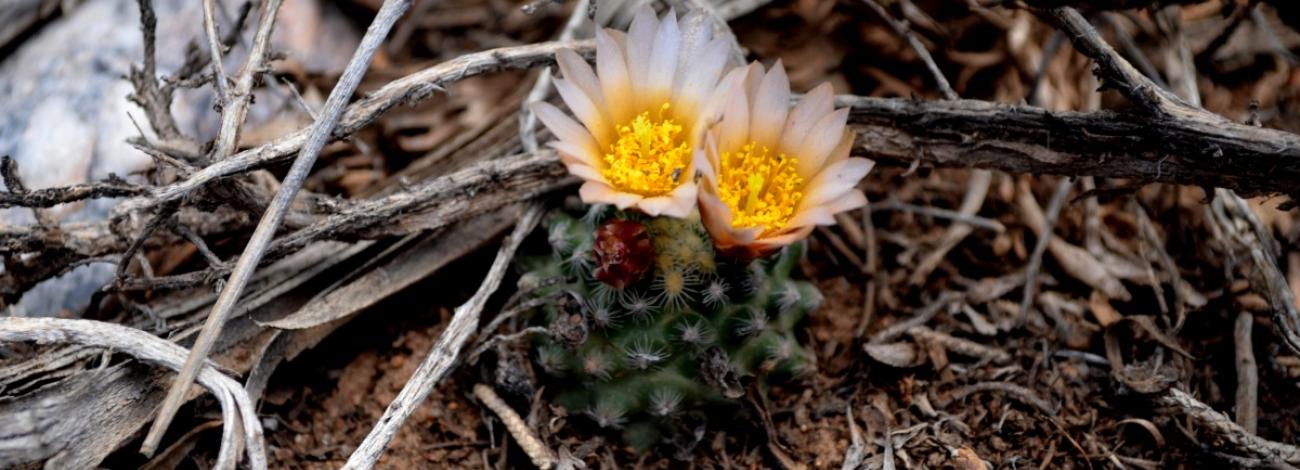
208,0 -> 285,162
1019,177 -> 1075,321
0,317 -> 265,470
858,0 -> 957,100
870,292 -> 962,344
145,0 -> 416,454
342,206 -> 542,469
946,381 -> 1058,416
1234,312 -> 1258,434
869,201 -> 1005,233
473,383 -> 557,469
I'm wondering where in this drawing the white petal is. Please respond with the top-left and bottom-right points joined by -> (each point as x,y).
644,9 -> 680,107
716,71 -> 751,155
580,181 -> 642,209
556,49 -> 606,115
795,108 -> 849,177
554,78 -> 612,146
596,29 -> 633,125
635,181 -> 696,218
749,62 -> 790,151
802,157 -> 874,209
533,102 -> 599,158
673,38 -> 728,118
674,11 -> 713,91
625,5 -> 659,97
779,83 -> 833,155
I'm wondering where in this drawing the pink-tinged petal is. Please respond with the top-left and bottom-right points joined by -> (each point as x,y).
644,8 -> 680,107
554,78 -> 612,146
787,190 -> 866,230
625,5 -> 659,96
580,181 -> 642,209
822,131 -> 855,169
748,226 -> 814,254
673,38 -> 728,120
695,139 -> 718,187
795,108 -> 849,177
749,61 -> 790,150
532,102 -> 599,158
824,189 -> 868,214
596,29 -> 633,125
802,157 -> 875,209
565,162 -> 608,184
779,82 -> 833,155
697,191 -> 739,246
743,61 -> 764,103
548,141 -> 597,168
556,49 -> 606,115
635,181 -> 696,218
786,206 -> 835,229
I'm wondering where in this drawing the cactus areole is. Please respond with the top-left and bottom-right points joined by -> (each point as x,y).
517,207 -> 822,449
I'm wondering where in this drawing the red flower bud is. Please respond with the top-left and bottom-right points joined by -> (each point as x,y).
592,219 -> 655,289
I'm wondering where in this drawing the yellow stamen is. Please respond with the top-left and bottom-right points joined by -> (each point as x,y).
716,142 -> 804,235
602,103 -> 692,197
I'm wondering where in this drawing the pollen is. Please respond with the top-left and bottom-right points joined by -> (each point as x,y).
602,103 -> 692,197
716,142 -> 805,235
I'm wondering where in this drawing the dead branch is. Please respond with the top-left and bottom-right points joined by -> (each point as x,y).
1158,387 -> 1300,465
145,0 -> 417,452
111,151 -> 571,292
842,96 -> 1300,201
342,206 -> 542,470
0,317 -> 266,470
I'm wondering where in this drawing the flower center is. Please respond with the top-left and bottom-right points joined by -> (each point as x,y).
716,142 -> 804,234
602,103 -> 692,197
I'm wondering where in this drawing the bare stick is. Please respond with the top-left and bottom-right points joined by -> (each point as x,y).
858,0 -> 957,100
1234,312 -> 1258,434
869,292 -> 962,344
145,0 -> 415,455
473,383 -> 557,469
0,317 -> 266,470
908,171 -> 993,285
342,206 -> 542,470
1018,177 -> 1074,321
200,0 -> 231,105
209,0 -> 285,162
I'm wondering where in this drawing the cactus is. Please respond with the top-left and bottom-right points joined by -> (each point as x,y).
517,206 -> 821,448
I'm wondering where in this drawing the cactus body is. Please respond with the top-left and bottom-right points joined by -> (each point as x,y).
518,207 -> 820,448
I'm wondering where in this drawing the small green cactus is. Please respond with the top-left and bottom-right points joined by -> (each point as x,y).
517,206 -> 821,448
